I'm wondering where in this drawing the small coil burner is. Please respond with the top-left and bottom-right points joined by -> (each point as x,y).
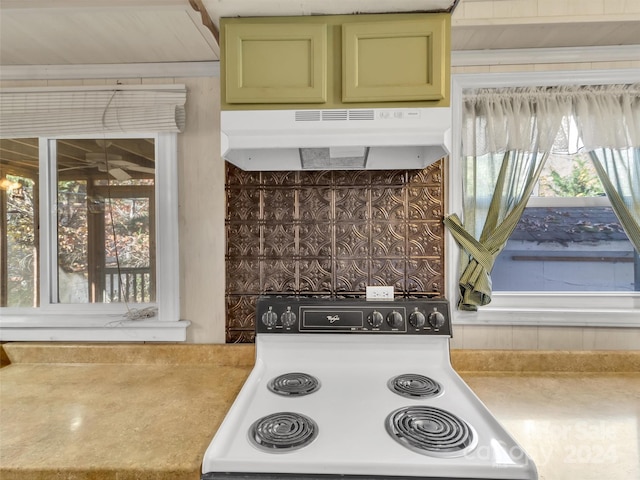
386,406 -> 478,458
268,372 -> 320,396
388,373 -> 443,399
248,412 -> 318,453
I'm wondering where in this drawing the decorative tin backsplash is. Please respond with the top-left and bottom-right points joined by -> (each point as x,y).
225,161 -> 445,343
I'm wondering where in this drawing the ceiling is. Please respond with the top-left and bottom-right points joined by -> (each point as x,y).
1,0 -> 639,67
0,138 -> 156,182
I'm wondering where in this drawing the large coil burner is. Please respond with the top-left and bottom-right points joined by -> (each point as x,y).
248,412 -> 318,453
386,406 -> 478,458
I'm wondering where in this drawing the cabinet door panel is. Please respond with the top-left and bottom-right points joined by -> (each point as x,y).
342,17 -> 447,103
225,23 -> 327,104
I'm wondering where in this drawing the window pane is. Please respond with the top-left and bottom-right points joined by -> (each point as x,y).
493,154 -> 638,292
103,195 -> 153,303
1,139 -> 39,307
56,138 -> 155,304
57,179 -> 89,302
536,154 -> 604,198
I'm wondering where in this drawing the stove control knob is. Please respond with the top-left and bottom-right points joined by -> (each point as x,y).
368,310 -> 384,328
428,309 -> 446,329
280,307 -> 297,328
386,310 -> 403,328
261,307 -> 278,327
409,308 -> 426,328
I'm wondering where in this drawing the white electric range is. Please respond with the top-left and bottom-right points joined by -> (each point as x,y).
202,297 -> 537,480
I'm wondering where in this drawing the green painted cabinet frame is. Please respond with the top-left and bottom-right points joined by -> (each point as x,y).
221,13 -> 450,110
224,23 -> 328,104
342,17 -> 447,102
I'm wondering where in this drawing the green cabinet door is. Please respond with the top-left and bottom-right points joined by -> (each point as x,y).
224,22 -> 328,104
342,15 -> 448,103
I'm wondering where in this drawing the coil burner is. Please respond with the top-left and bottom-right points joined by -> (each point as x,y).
386,406 -> 478,458
267,372 -> 320,397
248,412 -> 318,453
388,373 -> 443,399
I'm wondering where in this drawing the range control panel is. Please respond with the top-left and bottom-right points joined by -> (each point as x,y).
255,297 -> 451,336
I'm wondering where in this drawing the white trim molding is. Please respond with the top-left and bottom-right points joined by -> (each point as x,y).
455,293 -> 640,328
0,62 -> 220,82
452,44 -> 640,67
0,316 -> 191,342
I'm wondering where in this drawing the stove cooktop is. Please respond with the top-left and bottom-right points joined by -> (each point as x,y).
201,298 -> 537,480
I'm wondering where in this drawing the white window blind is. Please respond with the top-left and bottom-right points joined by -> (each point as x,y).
0,85 -> 186,138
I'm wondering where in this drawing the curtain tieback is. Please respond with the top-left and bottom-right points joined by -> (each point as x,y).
443,214 -> 495,271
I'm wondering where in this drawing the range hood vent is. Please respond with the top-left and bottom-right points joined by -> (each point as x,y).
295,110 -> 377,122
300,146 -> 369,169
221,107 -> 451,171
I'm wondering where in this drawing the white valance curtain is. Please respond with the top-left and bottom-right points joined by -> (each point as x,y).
462,83 -> 640,156
0,85 -> 186,138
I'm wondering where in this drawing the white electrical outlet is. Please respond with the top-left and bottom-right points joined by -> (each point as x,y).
366,286 -> 394,300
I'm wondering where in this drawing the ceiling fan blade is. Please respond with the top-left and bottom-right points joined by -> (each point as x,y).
86,152 -> 123,163
126,165 -> 155,174
59,166 -> 92,172
108,168 -> 131,181
105,160 -> 134,167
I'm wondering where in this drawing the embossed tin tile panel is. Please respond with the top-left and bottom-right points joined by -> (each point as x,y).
225,161 -> 446,343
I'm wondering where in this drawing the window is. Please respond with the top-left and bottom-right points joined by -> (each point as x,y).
448,72 -> 639,327
0,134 -> 184,341
492,153 -> 638,293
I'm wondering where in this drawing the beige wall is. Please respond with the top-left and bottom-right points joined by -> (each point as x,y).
454,0 -> 640,22
2,57 -> 639,349
450,325 -> 640,350
175,77 -> 226,344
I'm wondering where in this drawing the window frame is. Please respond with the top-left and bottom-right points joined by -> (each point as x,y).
0,132 -> 188,341
448,69 -> 640,328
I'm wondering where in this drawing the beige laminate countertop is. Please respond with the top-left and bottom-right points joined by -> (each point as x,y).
0,344 -> 639,480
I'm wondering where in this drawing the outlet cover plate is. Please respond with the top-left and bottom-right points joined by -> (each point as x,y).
366,286 -> 394,299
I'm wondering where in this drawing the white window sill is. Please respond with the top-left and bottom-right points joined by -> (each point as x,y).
452,292 -> 640,328
454,308 -> 639,327
0,315 -> 191,342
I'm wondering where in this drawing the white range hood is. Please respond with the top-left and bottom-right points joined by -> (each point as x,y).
221,107 -> 451,171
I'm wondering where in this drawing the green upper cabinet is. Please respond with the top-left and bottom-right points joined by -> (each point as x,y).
342,17 -> 447,103
224,22 -> 328,104
221,13 -> 450,110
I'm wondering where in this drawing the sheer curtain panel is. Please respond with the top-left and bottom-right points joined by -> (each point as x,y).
575,84 -> 640,252
590,148 -> 640,252
446,87 -> 565,310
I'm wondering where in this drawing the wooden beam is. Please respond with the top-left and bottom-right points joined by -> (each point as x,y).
188,0 -> 219,43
